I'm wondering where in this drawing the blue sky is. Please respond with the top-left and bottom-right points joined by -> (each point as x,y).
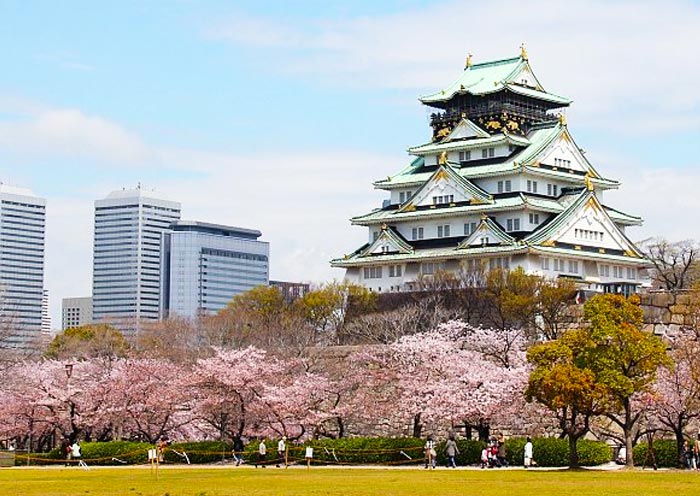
1,0 -> 699,327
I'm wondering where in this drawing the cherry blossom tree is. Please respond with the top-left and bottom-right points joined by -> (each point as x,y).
104,358 -> 192,442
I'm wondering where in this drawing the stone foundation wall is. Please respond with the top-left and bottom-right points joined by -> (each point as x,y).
638,290 -> 699,338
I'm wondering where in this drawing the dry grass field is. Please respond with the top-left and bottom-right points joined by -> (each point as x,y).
1,465 -> 698,496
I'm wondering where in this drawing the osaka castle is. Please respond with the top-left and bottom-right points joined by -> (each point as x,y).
331,48 -> 650,294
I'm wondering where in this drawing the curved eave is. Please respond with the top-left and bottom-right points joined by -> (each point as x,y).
332,245 -> 528,268
504,84 -> 571,106
605,206 -> 643,226
529,246 -> 653,266
408,133 -> 530,155
351,199 -> 525,226
522,165 -> 620,189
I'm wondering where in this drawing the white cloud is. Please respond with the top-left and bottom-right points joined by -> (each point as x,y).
207,0 -> 700,132
0,106 -> 153,165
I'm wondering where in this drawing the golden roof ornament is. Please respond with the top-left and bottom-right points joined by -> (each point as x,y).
558,113 -> 567,126
465,53 -> 473,69
584,172 -> 594,191
520,43 -> 528,61
438,150 -> 448,165
381,223 -> 388,231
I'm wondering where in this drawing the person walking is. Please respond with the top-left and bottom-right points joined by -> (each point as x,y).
255,439 -> 267,468
276,436 -> 287,468
523,437 -> 534,469
70,440 -> 82,465
444,435 -> 459,468
232,435 -> 245,466
497,434 -> 508,467
424,435 -> 437,469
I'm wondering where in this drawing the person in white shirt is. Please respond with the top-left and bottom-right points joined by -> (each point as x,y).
276,436 -> 287,468
524,437 -> 533,468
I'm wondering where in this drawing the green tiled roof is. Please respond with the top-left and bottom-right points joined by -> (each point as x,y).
419,56 -> 571,106
375,123 -> 617,190
352,192 -> 641,228
524,189 -> 645,258
408,132 -> 530,155
331,244 -> 528,268
531,246 -> 653,265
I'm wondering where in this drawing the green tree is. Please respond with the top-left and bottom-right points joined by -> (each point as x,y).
584,294 -> 670,467
483,267 -> 540,331
527,294 -> 670,467
296,282 -> 376,345
526,328 -> 609,468
45,324 -> 129,360
535,277 -> 577,340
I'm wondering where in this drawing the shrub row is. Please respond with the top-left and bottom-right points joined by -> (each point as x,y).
505,437 -> 611,467
244,437 -> 610,467
633,439 -> 681,468
20,437 -> 612,467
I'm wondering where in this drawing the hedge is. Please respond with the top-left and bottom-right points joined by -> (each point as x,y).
18,437 -> 612,467
244,437 -> 426,466
164,441 -> 232,464
633,439 -> 681,468
505,437 -> 611,467
24,441 -> 152,466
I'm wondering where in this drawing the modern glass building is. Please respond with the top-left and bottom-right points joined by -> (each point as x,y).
92,187 -> 181,335
160,221 -> 269,319
0,184 -> 46,350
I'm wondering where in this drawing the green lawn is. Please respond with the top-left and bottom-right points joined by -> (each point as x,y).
0,466 -> 697,496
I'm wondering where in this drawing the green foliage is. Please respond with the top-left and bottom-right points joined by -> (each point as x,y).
45,324 -> 129,359
633,440 -> 681,468
434,439 -> 484,466
38,441 -> 151,465
164,441 -> 232,464
506,438 -> 611,467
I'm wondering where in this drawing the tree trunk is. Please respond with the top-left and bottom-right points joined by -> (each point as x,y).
568,434 -> 580,468
336,416 -> 345,439
624,412 -> 634,467
412,413 -> 422,438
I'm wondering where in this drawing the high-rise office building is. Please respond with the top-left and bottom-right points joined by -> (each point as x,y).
161,221 -> 269,319
62,296 -> 92,330
0,184 -> 46,350
92,187 -> 180,335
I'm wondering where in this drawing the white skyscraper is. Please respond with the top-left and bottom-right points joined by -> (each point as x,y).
0,184 -> 46,350
92,187 -> 180,335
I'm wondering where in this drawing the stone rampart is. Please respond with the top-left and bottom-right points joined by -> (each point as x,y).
639,290 -> 699,338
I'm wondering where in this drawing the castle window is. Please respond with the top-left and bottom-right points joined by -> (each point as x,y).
459,150 -> 471,162
599,264 -> 610,277
489,257 -> 510,270
421,261 -> 445,275
541,257 -> 550,270
437,224 -> 450,238
363,266 -> 383,279
411,227 -> 424,240
568,260 -> 579,274
389,265 -> 402,277
399,192 -> 405,203
529,213 -> 540,224
505,180 -> 512,192
432,195 -> 454,205
464,222 -> 477,235
372,231 -> 379,242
